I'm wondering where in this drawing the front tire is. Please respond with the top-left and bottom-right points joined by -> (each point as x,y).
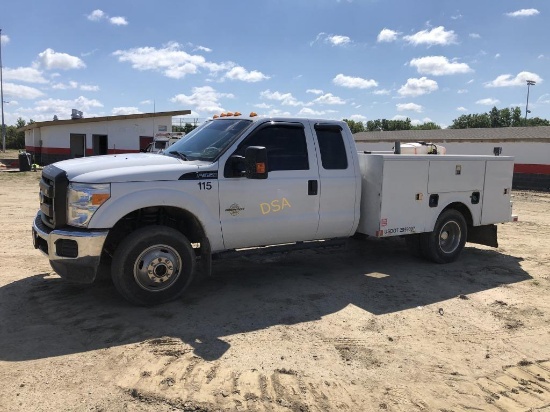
421,209 -> 467,264
111,226 -> 195,305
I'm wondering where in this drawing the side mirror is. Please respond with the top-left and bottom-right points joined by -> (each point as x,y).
245,146 -> 268,179
228,155 -> 246,177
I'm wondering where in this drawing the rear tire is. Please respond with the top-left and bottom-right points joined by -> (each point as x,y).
421,209 -> 467,264
111,226 -> 195,305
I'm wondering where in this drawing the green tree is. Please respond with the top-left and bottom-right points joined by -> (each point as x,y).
511,107 -> 523,126
365,118 -> 414,131
489,106 -> 500,128
499,108 -> 512,127
411,122 -> 441,130
5,118 -> 26,149
526,117 -> 550,127
449,113 -> 490,129
343,119 -> 365,133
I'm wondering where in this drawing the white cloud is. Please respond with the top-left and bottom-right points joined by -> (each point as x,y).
311,32 -> 352,47
52,81 -> 79,90
4,82 -> 45,99
224,66 -> 269,82
266,109 -> 292,117
194,45 -> 212,53
38,48 -> 86,70
495,53 -> 501,59
88,9 -> 128,25
409,56 -> 472,76
260,90 -> 305,106
254,103 -> 271,109
373,89 -> 391,95
403,26 -> 457,46
328,35 -> 351,46
451,14 -> 463,20
140,100 -> 153,105
170,86 -> 234,114
306,89 -> 323,95
4,67 -> 48,84
485,71 -> 542,87
506,9 -> 539,18
457,107 -> 468,111
469,33 -> 481,39
33,96 -> 104,117
109,16 -> 128,26
398,77 -> 438,97
349,114 -> 367,122
87,9 -> 105,21
80,84 -> 100,92
1,34 -> 9,45
396,103 -> 423,112
537,94 -> 550,104
112,107 -> 141,115
297,107 -> 328,116
333,73 -> 378,89
312,93 -> 346,105
538,54 -> 545,60
377,28 -> 400,43
476,98 -> 500,106
457,89 -> 468,94
113,42 -> 233,79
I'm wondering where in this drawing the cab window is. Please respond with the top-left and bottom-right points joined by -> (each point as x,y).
236,124 -> 309,171
314,125 -> 348,170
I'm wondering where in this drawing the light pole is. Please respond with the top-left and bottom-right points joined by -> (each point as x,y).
0,28 -> 5,152
525,79 -> 536,122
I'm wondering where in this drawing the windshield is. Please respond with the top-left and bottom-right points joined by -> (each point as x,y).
165,119 -> 253,161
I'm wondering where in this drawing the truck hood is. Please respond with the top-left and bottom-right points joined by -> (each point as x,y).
52,153 -> 211,183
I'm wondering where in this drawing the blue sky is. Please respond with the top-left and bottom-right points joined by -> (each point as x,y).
1,0 -> 548,128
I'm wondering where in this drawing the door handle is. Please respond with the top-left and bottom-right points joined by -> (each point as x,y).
308,180 -> 318,195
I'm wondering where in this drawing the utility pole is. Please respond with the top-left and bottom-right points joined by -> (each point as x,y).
0,28 -> 6,153
525,80 -> 536,122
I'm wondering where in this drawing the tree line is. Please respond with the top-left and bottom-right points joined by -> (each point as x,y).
2,106 -> 549,150
344,106 -> 550,133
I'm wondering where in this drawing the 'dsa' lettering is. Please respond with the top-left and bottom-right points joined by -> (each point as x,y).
260,197 -> 292,215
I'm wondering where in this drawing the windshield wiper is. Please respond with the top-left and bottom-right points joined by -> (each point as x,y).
170,151 -> 189,161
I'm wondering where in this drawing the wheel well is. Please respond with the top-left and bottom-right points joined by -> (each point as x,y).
102,206 -> 207,260
442,202 -> 473,226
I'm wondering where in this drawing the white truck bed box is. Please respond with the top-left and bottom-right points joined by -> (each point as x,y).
356,153 -> 514,237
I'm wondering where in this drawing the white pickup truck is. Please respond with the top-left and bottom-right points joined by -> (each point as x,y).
33,113 -> 515,305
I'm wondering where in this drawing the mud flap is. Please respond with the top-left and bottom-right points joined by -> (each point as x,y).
467,224 -> 498,248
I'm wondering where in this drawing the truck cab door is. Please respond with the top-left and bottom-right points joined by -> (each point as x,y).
311,123 -> 360,238
218,121 -> 320,250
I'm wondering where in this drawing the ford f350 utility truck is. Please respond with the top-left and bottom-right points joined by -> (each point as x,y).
32,113 -> 515,305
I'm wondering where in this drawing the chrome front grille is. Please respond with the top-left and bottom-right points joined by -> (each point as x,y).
39,164 -> 69,229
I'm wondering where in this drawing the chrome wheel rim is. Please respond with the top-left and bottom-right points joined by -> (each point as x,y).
134,244 -> 182,292
439,221 -> 461,254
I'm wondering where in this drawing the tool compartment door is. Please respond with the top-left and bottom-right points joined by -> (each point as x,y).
481,159 -> 514,224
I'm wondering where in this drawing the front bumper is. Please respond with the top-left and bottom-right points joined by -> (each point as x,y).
32,212 -> 109,283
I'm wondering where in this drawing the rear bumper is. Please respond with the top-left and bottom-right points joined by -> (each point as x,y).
32,212 -> 109,283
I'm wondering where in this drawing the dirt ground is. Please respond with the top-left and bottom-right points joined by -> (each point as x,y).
0,171 -> 549,412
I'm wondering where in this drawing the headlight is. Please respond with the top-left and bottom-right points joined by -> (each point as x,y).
67,183 -> 110,227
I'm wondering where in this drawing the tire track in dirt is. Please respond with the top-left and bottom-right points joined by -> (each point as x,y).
122,338 -> 361,411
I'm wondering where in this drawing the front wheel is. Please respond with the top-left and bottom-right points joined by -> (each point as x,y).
421,209 -> 467,264
111,226 -> 195,305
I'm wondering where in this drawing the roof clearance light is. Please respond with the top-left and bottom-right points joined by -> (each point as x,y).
213,115 -> 219,119
226,112 -> 233,117
220,113 -> 227,117
234,112 -> 242,116
250,112 -> 258,117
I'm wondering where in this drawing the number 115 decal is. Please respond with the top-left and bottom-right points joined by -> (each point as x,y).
198,182 -> 212,190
